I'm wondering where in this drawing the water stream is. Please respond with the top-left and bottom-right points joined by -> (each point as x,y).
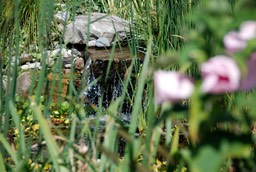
30,47 -> 144,158
82,47 -> 143,124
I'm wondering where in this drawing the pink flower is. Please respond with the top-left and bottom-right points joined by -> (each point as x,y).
154,71 -> 194,104
200,56 -> 241,94
223,31 -> 246,53
224,21 -> 256,53
239,21 -> 256,41
239,52 -> 256,91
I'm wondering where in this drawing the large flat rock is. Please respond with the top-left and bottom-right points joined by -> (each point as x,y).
64,13 -> 128,46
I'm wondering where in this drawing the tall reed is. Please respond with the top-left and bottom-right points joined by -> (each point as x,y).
1,0 -> 241,171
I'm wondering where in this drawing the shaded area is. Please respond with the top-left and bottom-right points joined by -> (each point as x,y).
84,46 -> 144,118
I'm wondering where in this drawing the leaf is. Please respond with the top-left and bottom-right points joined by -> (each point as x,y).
32,124 -> 40,131
60,101 -> 70,113
191,146 -> 222,172
181,131 -> 252,172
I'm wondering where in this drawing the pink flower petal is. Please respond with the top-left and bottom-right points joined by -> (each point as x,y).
201,56 -> 240,94
154,71 -> 194,104
223,31 -> 246,53
224,21 -> 256,53
239,21 -> 256,41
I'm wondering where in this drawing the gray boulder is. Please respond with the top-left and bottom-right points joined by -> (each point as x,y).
16,71 -> 32,97
64,13 -> 128,47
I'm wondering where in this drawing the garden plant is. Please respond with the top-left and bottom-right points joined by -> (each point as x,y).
0,0 -> 256,172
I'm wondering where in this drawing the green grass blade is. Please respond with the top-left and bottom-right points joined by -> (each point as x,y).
129,37 -> 152,134
0,151 -> 6,172
142,84 -> 154,167
0,133 -> 18,164
30,99 -> 68,172
8,100 -> 26,159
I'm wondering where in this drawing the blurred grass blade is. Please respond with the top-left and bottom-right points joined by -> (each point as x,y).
0,151 -> 6,172
129,37 -> 152,134
0,133 -> 18,164
105,42 -> 116,81
142,84 -> 154,167
30,99 -> 68,172
189,84 -> 207,143
149,122 -> 163,167
99,116 -> 118,172
9,100 -> 26,159
170,126 -> 180,156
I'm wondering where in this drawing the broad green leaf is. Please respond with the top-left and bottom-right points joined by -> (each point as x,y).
182,131 -> 252,172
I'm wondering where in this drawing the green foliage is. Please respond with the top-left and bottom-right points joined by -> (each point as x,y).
152,0 -> 256,171
90,0 -> 200,54
182,131 -> 252,172
0,0 -> 55,48
0,0 -> 256,171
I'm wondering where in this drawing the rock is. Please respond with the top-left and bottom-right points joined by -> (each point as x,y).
44,50 -> 52,57
88,40 -> 96,47
51,48 -> 70,58
64,13 -> 128,47
74,57 -> 85,70
54,11 -> 70,23
67,50 -> 72,57
88,47 -> 143,78
62,49 -> 69,58
29,45 -> 39,52
16,71 -> 32,97
64,64 -> 72,68
53,44 -> 61,50
61,57 -> 85,70
2,76 -> 7,93
19,53 -> 33,65
50,49 -> 60,57
57,24 -> 64,32
47,73 -> 69,102
21,62 -> 41,70
62,57 -> 72,67
52,41 -> 60,48
95,37 -> 111,47
71,48 -> 83,57
63,69 -> 71,74
46,57 -> 55,67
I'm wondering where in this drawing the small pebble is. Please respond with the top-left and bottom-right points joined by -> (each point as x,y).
74,57 -> 85,70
